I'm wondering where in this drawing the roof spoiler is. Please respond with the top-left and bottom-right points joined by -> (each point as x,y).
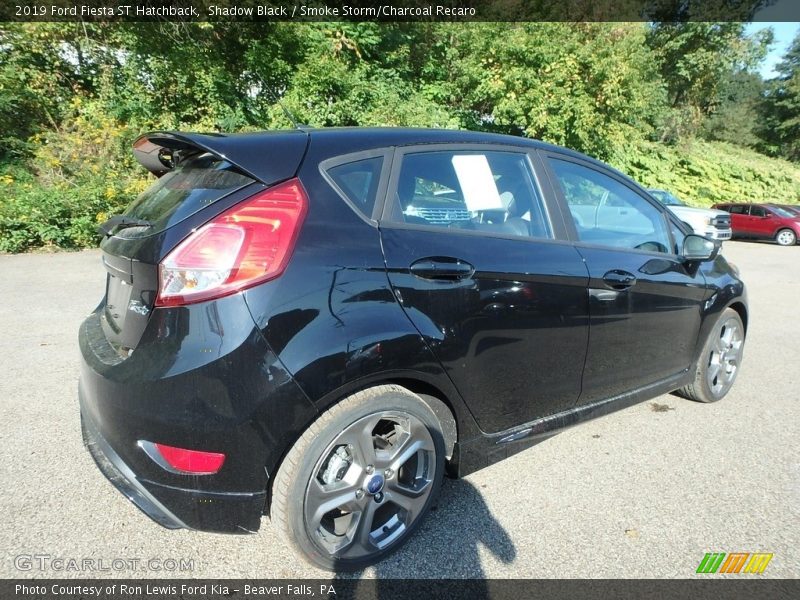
132,130 -> 309,185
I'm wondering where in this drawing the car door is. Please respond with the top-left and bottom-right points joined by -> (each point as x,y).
750,206 -> 781,238
540,153 -> 711,405
378,145 -> 590,433
748,205 -> 775,238
726,204 -> 749,235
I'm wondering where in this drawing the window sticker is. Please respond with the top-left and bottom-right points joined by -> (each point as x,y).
451,155 -> 503,211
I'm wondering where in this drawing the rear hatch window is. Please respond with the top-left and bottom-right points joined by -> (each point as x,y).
99,153 -> 254,353
113,153 -> 254,238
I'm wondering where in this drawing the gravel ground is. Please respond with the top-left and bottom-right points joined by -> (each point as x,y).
0,241 -> 797,579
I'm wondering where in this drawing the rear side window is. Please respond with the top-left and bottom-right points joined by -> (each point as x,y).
729,205 -> 747,214
387,150 -> 552,239
326,157 -> 384,219
121,153 -> 254,237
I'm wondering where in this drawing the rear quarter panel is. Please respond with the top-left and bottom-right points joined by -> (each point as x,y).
242,145 -> 483,454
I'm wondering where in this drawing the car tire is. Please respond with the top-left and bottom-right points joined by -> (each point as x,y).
676,308 -> 745,403
270,384 -> 447,571
775,228 -> 797,246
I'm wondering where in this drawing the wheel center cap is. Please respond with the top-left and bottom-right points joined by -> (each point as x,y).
366,474 -> 385,495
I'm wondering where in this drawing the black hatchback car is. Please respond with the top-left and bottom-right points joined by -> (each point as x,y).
79,128 -> 747,570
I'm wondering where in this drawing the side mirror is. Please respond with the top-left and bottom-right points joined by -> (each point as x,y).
682,234 -> 719,262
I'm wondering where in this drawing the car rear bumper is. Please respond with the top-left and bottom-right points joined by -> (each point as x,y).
77,293 -> 318,533
79,374 -> 269,534
80,398 -> 188,530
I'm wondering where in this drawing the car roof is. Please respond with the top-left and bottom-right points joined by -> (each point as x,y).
303,126 -> 588,156
136,126 -> 633,186
310,126 -> 524,144
302,126 -> 637,178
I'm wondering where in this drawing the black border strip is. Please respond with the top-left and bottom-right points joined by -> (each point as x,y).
4,579 -> 798,600
2,0 -> 799,23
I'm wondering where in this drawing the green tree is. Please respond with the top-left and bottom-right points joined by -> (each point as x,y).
760,33 -> 800,161
647,22 -> 771,140
701,69 -> 766,147
2,21 -> 798,253
0,23 -> 90,159
427,23 -> 667,161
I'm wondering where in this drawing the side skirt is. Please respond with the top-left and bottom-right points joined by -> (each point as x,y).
451,370 -> 692,478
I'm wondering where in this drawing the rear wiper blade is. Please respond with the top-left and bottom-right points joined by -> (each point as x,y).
97,215 -> 152,236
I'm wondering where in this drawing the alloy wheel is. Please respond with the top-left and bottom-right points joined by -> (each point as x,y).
706,317 -> 744,396
303,411 -> 436,560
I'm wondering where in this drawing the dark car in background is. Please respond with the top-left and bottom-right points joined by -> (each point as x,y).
713,202 -> 800,246
80,128 -> 747,571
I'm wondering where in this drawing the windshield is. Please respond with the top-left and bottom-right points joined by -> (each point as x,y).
770,206 -> 798,218
780,205 -> 800,216
118,153 -> 254,237
649,190 -> 684,206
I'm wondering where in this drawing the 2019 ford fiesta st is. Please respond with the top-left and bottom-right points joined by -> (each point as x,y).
79,127 -> 747,570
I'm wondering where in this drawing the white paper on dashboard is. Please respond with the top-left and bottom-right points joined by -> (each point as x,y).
451,155 -> 504,211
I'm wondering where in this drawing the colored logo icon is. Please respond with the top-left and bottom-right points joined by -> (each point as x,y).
696,552 -> 773,574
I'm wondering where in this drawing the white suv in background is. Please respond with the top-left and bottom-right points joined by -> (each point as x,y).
648,189 -> 732,241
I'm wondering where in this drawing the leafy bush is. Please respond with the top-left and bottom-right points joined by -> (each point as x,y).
614,139 -> 800,207
0,99 -> 150,252
0,172 -> 144,253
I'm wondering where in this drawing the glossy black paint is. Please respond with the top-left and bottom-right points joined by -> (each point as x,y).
380,227 -> 590,432
79,290 -> 317,532
133,130 -> 309,182
98,183 -> 269,351
576,245 -> 710,403
79,127 -> 747,535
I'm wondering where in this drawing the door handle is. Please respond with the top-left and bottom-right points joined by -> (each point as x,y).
409,257 -> 475,281
602,269 -> 637,290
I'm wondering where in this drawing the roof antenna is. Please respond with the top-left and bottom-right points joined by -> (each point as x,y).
277,97 -> 302,130
262,82 -> 303,130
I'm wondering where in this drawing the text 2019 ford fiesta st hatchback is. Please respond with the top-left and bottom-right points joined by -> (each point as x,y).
79,127 -> 747,570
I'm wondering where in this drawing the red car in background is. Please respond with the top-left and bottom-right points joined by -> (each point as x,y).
712,203 -> 800,246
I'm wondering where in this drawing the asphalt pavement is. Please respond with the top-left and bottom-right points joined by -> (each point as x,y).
0,241 -> 797,579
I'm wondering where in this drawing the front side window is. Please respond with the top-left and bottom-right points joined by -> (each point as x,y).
750,206 -> 767,218
669,219 -> 686,255
549,158 -> 672,254
388,150 -> 551,239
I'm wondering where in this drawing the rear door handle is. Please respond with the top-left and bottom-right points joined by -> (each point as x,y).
602,269 -> 637,290
409,257 -> 475,281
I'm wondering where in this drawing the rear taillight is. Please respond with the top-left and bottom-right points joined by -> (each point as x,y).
155,178 -> 308,307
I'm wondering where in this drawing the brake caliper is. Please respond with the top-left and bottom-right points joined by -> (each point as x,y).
319,445 -> 352,485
